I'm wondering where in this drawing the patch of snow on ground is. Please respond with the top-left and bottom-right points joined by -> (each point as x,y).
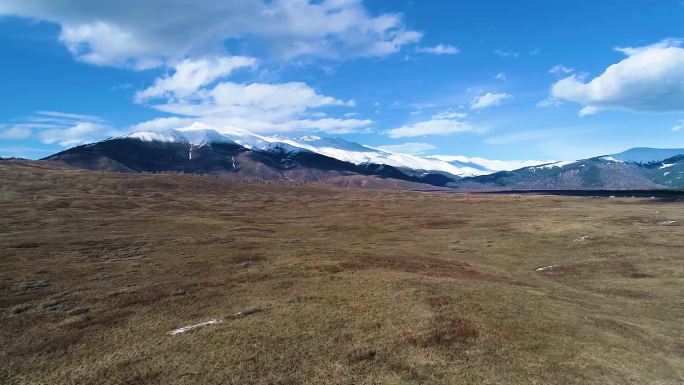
659,220 -> 677,225
600,156 -> 623,162
168,319 -> 222,335
125,130 -> 185,143
533,160 -> 576,169
574,235 -> 590,242
535,265 -> 557,272
659,163 -> 675,169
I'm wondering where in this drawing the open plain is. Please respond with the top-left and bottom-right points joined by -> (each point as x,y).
1,160 -> 683,385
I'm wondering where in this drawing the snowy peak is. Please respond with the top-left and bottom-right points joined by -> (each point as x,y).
295,135 -> 322,142
291,136 -> 374,153
177,128 -> 236,146
529,160 -> 577,170
124,129 -> 187,143
123,126 -> 237,147
611,147 -> 684,164
264,142 -> 311,154
115,122 -> 558,177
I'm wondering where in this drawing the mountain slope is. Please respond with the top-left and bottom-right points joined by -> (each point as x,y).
44,130 -> 456,188
42,122 -> 684,191
116,123 -> 535,177
454,150 -> 684,190
612,147 -> 684,164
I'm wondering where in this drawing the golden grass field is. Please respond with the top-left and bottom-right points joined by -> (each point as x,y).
1,160 -> 683,385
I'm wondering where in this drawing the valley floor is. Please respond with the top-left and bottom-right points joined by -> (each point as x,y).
1,160 -> 683,384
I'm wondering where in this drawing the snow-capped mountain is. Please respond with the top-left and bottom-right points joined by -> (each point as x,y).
427,155 -> 556,174
43,121 -> 684,190
611,147 -> 684,164
455,148 -> 684,190
44,123 -> 458,188
112,122 -> 544,177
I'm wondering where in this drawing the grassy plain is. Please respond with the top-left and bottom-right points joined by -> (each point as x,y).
1,160 -> 682,384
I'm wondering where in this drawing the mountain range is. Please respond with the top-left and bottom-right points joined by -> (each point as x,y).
42,123 -> 684,190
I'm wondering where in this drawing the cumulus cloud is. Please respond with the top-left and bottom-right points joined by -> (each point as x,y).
471,92 -> 511,110
417,44 -> 459,55
139,77 -> 369,134
0,0 -> 422,68
135,56 -> 258,102
550,39 -> 684,115
495,72 -> 507,80
377,142 -> 436,154
153,81 -> 352,115
385,112 -> 472,138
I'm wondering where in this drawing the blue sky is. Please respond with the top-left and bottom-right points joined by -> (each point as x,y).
1,0 -> 684,161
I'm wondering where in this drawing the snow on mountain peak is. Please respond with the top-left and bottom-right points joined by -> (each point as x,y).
296,135 -> 322,142
117,121 -> 555,177
124,129 -> 186,143
611,147 -> 684,164
124,126 -> 236,147
177,128 -> 235,146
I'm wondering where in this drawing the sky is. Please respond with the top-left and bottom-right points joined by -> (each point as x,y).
1,0 -> 684,161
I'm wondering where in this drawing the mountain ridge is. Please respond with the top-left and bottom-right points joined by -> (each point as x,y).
40,122 -> 684,190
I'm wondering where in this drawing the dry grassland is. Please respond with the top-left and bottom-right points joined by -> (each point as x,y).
1,160 -> 682,384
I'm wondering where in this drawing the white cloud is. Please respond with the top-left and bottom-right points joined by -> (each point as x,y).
494,49 -> 519,58
549,64 -> 574,75
377,142 -> 436,154
432,111 -> 468,120
154,81 -> 352,116
34,111 -> 103,121
129,117 -> 194,132
39,122 -> 117,146
0,0 -> 422,68
128,50 -> 369,135
385,111 -> 472,138
278,118 -> 373,134
471,92 -> 511,110
135,56 -> 258,102
550,39 -> 684,115
495,72 -> 506,80
536,98 -> 562,108
0,126 -> 33,140
142,79 -> 369,134
578,106 -> 600,117
0,111 -> 118,146
672,119 -> 684,132
417,44 -> 459,55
